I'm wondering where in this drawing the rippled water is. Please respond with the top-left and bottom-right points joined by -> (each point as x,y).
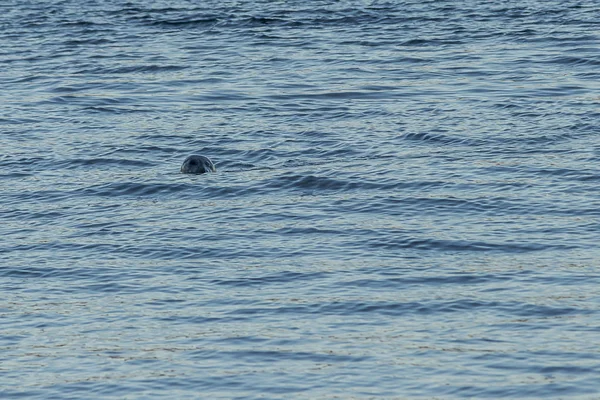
2,0 -> 600,398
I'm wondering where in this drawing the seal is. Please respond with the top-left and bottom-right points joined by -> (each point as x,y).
180,155 -> 216,174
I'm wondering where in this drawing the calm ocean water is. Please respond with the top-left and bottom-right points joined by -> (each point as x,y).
2,0 -> 600,398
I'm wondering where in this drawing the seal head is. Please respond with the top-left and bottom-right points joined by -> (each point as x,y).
181,155 -> 216,174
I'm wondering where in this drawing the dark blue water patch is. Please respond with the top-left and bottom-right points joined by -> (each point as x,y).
266,86 -> 444,101
133,374 -> 311,398
234,147 -> 279,164
365,235 -> 566,253
522,165 -> 600,180
37,95 -> 140,109
546,55 -> 600,66
199,348 -> 367,364
1,208 -> 66,225
71,220 -> 139,234
168,181 -> 268,200
47,81 -> 141,94
220,161 -> 274,173
0,172 -> 33,180
81,105 -> 157,114
0,266 -> 72,279
223,298 -> 584,318
534,364 -> 598,375
0,263 -> 161,291
154,314 -> 224,325
260,171 -> 436,194
1,238 -> 323,263
74,64 -> 188,75
0,388 -> 48,400
268,174 -> 358,192
0,334 -> 28,349
326,194 -> 543,218
339,272 -> 511,289
446,381 -> 590,399
0,187 -> 72,204
62,37 -> 115,46
273,226 -> 352,237
526,85 -> 591,98
0,156 -> 48,169
208,270 -> 329,288
56,158 -> 153,170
171,173 -> 402,199
75,282 -> 141,294
138,13 -> 221,29
400,131 -> 488,146
20,382 -> 146,400
80,181 -> 193,197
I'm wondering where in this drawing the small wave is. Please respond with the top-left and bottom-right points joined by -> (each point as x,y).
340,273 -> 510,289
57,158 -> 153,170
544,55 -> 600,66
63,37 -> 114,46
265,173 -> 361,192
74,64 -> 188,75
148,16 -> 220,29
81,182 -> 193,197
400,131 -> 485,146
209,271 -> 328,288
0,156 -> 48,169
0,172 -> 32,179
365,236 -> 565,253
82,105 -> 156,114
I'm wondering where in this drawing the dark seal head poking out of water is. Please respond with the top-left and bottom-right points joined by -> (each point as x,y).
181,155 -> 216,174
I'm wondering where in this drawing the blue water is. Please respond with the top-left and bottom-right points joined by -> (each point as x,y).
2,0 -> 600,398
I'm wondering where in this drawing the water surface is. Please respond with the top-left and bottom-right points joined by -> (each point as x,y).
2,0 -> 600,398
